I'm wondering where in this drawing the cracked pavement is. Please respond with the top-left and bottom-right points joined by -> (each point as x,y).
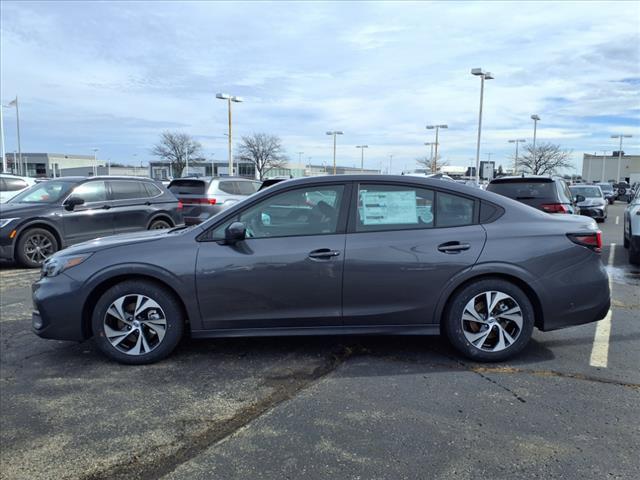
1,203 -> 639,479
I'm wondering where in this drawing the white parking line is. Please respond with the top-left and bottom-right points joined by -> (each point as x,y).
589,243 -> 615,368
615,216 -> 619,225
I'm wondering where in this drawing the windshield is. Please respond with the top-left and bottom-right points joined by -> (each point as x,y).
570,186 -> 602,198
596,184 -> 613,192
8,180 -> 74,204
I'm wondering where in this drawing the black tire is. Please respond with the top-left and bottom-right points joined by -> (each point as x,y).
444,278 -> 535,362
148,218 -> 172,230
91,280 -> 184,365
15,227 -> 59,268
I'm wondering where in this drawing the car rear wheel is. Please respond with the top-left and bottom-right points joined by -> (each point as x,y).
92,281 -> 184,364
16,228 -> 59,268
149,219 -> 172,230
444,279 -> 534,362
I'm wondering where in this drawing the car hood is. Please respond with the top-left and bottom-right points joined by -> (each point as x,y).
0,202 -> 54,218
61,229 -> 174,255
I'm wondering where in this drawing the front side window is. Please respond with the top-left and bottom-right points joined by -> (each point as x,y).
211,185 -> 345,239
72,181 -> 107,203
356,184 -> 434,232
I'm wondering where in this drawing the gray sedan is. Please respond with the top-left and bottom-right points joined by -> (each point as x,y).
32,175 -> 610,364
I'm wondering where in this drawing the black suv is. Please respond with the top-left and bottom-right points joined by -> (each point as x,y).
1,176 -> 183,267
486,176 -> 580,214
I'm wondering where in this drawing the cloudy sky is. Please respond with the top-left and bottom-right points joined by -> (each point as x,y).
1,0 -> 639,173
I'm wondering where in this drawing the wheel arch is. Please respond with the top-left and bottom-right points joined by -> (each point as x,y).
81,273 -> 190,339
437,272 -> 545,332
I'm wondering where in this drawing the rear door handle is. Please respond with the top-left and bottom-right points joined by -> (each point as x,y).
437,242 -> 470,253
308,248 -> 341,259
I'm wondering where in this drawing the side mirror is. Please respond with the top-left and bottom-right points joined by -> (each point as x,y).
64,196 -> 85,211
224,222 -> 246,245
574,195 -> 585,203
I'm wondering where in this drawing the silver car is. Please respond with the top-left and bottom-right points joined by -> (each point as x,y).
168,177 -> 261,225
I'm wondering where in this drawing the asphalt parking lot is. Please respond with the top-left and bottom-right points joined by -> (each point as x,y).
1,202 -> 638,480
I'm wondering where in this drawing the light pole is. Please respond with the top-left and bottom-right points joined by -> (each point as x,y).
601,151 -> 608,182
210,153 -> 215,177
611,134 -> 632,183
355,145 -> 368,170
0,103 -> 5,173
326,131 -> 343,174
424,142 -> 434,171
531,114 -> 540,165
508,139 -> 526,174
471,68 -> 494,184
92,148 -> 98,176
388,154 -> 393,174
4,97 -> 22,171
216,93 -> 243,176
426,124 -> 448,173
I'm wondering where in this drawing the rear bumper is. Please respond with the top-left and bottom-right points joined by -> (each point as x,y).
183,204 -> 226,225
538,258 -> 610,331
579,207 -> 606,219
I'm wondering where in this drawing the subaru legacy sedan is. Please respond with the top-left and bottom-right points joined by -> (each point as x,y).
1,176 -> 182,267
31,175 -> 610,364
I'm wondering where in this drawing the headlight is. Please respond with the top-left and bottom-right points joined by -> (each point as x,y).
42,253 -> 93,277
0,218 -> 19,229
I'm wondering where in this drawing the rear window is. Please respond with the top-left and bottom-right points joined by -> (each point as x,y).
168,179 -> 207,195
570,186 -> 602,198
597,184 -> 613,192
218,181 -> 237,194
487,180 -> 555,199
236,181 -> 258,195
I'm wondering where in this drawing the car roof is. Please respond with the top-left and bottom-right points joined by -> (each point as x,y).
170,176 -> 256,183
489,175 -> 557,183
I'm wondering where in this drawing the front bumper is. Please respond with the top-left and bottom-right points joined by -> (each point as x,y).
32,273 -> 87,341
0,243 -> 14,261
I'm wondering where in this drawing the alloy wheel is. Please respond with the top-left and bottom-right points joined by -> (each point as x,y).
103,294 -> 168,356
23,234 -> 54,264
461,290 -> 523,352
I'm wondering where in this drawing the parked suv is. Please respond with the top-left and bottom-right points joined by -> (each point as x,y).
624,189 -> 640,265
0,174 -> 37,203
486,176 -> 579,214
168,177 -> 261,225
1,176 -> 183,267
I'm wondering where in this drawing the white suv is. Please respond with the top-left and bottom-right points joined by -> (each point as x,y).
0,174 -> 37,203
623,189 -> 640,265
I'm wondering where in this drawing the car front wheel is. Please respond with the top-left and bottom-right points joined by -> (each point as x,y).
16,228 -> 59,268
444,279 -> 535,362
92,280 -> 184,364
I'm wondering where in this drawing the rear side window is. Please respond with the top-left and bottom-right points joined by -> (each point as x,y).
436,192 -> 475,227
356,184 -> 435,232
3,178 -> 28,191
487,181 -> 555,199
217,181 -> 237,194
110,180 -> 147,200
143,182 -> 163,197
168,179 -> 206,195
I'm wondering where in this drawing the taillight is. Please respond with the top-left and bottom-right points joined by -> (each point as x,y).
180,198 -> 216,205
542,203 -> 569,213
177,200 -> 183,211
567,231 -> 602,253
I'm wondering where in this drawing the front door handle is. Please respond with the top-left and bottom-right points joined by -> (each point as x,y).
437,242 -> 470,253
308,248 -> 341,259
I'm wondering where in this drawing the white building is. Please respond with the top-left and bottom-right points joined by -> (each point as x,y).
582,153 -> 640,183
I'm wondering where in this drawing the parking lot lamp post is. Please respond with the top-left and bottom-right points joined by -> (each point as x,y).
355,145 -> 368,170
471,68 -> 493,184
92,148 -> 98,176
426,124 -> 448,173
611,134 -> 632,183
216,93 -> 243,176
531,115 -> 540,165
508,139 -> 526,174
424,142 -> 434,170
326,131 -> 343,174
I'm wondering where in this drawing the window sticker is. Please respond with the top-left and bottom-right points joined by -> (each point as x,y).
361,190 -> 418,225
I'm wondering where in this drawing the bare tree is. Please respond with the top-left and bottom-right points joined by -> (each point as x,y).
237,133 -> 288,180
415,154 -> 448,174
151,131 -> 202,178
515,142 -> 572,175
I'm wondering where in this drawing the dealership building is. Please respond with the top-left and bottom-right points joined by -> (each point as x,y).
582,152 -> 640,183
2,153 -> 105,177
